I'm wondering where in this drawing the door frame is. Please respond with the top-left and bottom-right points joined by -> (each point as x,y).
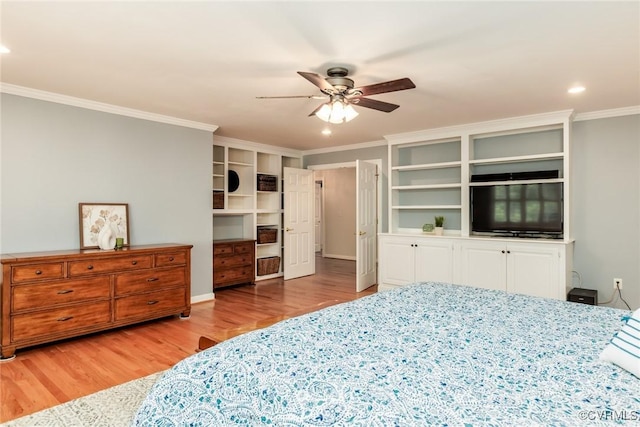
307,159 -> 382,282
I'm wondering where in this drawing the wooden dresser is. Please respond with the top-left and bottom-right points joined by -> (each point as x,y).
0,243 -> 192,359
213,239 -> 255,289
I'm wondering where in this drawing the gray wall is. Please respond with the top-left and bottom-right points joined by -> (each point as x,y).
1,94 -> 213,298
572,115 -> 640,310
304,143 -> 388,232
303,116 -> 640,310
314,168 -> 357,259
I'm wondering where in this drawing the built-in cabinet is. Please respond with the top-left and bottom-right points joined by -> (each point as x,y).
378,235 -> 454,287
378,234 -> 572,300
212,138 -> 301,282
380,111 -> 574,299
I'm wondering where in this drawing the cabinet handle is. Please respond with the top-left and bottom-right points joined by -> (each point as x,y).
57,289 -> 74,294
501,250 -> 506,254
131,261 -> 138,265
87,265 -> 94,270
147,300 -> 159,305
57,316 -> 73,322
35,270 -> 42,275
146,277 -> 159,282
507,250 -> 511,254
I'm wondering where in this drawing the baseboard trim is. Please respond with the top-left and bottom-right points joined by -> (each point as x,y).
191,293 -> 215,304
323,254 -> 356,261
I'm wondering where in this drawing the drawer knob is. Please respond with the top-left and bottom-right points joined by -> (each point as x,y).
147,277 -> 159,282
169,257 -> 175,261
147,300 -> 159,305
87,265 -> 94,270
35,270 -> 42,275
57,289 -> 74,295
57,316 -> 73,322
132,261 -> 138,265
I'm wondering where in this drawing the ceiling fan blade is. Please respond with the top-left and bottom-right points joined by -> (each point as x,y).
355,78 -> 416,97
256,95 -> 326,99
307,103 -> 327,117
351,97 -> 400,113
297,71 -> 335,93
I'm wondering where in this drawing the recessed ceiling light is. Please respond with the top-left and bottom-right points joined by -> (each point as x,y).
321,128 -> 332,136
0,45 -> 10,54
568,86 -> 585,94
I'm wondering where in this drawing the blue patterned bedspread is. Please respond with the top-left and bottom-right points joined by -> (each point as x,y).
133,283 -> 639,426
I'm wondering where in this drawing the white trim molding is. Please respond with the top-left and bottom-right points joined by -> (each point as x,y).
191,292 -> 215,304
0,83 -> 219,132
302,139 -> 387,156
574,106 -> 640,121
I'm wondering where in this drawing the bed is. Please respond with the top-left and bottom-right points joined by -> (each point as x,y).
133,282 -> 639,426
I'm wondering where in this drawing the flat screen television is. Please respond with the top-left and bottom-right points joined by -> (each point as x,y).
470,175 -> 563,238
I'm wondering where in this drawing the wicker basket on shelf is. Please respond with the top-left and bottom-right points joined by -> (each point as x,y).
257,174 -> 277,192
213,191 -> 224,209
257,256 -> 280,276
257,228 -> 278,244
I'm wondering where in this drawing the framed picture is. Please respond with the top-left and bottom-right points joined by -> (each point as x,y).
79,203 -> 130,249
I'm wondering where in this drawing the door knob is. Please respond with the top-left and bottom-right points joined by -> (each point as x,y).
286,227 -> 294,232
359,231 -> 366,236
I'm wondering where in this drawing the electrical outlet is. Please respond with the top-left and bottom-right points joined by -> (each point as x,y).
613,278 -> 623,289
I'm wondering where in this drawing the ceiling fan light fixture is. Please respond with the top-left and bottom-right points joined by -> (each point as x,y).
315,103 -> 333,122
315,99 -> 358,124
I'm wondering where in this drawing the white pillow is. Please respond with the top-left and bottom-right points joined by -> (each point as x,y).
600,308 -> 640,378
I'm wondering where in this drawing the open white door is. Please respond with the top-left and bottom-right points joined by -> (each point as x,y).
356,160 -> 377,292
283,167 -> 315,280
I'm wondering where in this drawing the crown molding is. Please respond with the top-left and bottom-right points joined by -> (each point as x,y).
302,139 -> 387,156
574,105 -> 640,122
0,83 -> 219,132
212,134 -> 303,157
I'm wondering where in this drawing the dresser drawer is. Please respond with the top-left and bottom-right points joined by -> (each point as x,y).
114,267 -> 186,296
68,255 -> 152,276
12,301 -> 111,341
114,287 -> 186,321
214,266 -> 254,285
12,262 -> 64,283
214,242 -> 254,257
12,276 -> 110,312
213,253 -> 253,269
155,251 -> 187,267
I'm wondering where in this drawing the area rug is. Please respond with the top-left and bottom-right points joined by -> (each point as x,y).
2,371 -> 163,427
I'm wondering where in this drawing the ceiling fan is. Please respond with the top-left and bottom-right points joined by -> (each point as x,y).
257,67 -> 416,124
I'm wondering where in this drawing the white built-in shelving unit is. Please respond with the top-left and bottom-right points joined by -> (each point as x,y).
212,137 -> 301,281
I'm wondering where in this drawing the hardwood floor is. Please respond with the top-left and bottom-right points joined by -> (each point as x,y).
0,255 -> 376,422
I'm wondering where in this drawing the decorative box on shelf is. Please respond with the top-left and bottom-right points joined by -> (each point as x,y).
257,174 -> 277,192
257,228 -> 278,244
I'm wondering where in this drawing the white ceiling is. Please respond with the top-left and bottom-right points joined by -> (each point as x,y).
1,1 -> 639,151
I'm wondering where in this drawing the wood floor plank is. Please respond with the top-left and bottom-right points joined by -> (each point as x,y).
0,256 -> 375,422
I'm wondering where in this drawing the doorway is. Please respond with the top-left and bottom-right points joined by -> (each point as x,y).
308,160 -> 382,291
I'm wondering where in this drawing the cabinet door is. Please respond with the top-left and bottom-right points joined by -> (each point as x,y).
379,236 -> 415,286
459,241 -> 507,291
414,239 -> 454,283
507,244 -> 560,299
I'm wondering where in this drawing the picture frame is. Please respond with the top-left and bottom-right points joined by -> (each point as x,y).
79,203 -> 130,249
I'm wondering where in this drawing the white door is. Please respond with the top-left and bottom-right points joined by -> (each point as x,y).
283,167 -> 315,280
314,181 -> 322,253
355,160 -> 377,292
459,240 -> 507,291
414,239 -> 454,283
507,244 -> 560,299
378,235 -> 415,286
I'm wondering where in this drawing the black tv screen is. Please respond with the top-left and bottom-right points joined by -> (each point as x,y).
471,182 -> 563,237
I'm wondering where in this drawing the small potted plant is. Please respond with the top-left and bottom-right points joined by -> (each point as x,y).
434,216 -> 445,235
